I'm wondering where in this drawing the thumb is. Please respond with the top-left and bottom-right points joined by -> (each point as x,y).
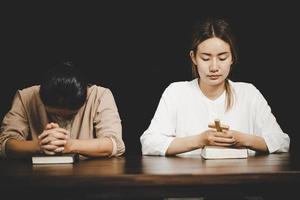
45,123 -> 52,130
51,122 -> 60,128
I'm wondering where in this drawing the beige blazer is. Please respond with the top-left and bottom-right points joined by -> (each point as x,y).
0,85 -> 125,157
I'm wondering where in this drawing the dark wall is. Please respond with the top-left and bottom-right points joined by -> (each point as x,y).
1,1 -> 299,155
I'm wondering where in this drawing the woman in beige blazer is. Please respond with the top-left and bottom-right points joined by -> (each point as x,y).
0,61 -> 125,158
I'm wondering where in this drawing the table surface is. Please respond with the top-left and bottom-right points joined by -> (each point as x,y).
1,153 -> 299,199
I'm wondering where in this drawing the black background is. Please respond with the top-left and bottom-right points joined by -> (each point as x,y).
1,1 -> 299,155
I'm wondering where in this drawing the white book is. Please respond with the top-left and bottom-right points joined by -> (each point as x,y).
201,146 -> 248,159
32,153 -> 79,164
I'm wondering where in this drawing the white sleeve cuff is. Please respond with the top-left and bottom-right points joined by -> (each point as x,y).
262,134 -> 279,153
159,137 -> 175,156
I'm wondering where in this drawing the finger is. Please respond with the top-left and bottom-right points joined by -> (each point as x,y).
40,136 -> 55,145
41,129 -> 66,139
43,149 -> 55,155
51,131 -> 69,140
45,124 -> 52,130
221,124 -> 230,131
51,123 -> 60,128
50,140 -> 67,146
54,147 -> 65,153
214,131 -> 225,137
214,142 -> 235,147
42,144 -> 60,151
53,128 -> 69,135
208,124 -> 215,129
214,137 -> 236,144
214,132 -> 222,137
40,133 -> 59,145
215,132 -> 234,138
40,131 -> 68,143
38,131 -> 49,140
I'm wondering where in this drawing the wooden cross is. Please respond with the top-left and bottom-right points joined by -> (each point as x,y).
208,119 -> 229,132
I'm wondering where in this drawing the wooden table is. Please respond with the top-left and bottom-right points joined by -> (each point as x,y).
1,153 -> 299,199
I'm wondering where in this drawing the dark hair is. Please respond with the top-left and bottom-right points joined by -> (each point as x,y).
190,18 -> 237,111
39,60 -> 88,110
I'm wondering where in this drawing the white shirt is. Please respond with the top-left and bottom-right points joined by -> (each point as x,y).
140,79 -> 290,156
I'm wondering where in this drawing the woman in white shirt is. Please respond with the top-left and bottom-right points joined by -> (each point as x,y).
140,18 -> 290,156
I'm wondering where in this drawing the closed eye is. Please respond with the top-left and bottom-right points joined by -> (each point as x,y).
219,57 -> 228,61
201,57 -> 210,61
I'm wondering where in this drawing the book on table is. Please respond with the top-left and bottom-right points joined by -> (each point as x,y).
32,153 -> 79,164
201,146 -> 248,159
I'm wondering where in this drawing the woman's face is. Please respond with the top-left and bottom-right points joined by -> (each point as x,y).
190,37 -> 233,87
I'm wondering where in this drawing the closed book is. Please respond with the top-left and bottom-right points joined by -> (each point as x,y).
32,153 -> 79,164
201,146 -> 248,159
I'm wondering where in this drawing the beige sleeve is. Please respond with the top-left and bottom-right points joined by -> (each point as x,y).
109,137 -> 117,157
93,89 -> 125,156
0,92 -> 29,157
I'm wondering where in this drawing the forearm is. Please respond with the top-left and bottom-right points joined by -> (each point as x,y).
166,134 -> 205,156
66,137 -> 113,157
5,139 -> 41,158
236,133 -> 268,153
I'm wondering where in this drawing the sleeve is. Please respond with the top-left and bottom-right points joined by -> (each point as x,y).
0,92 -> 29,157
252,86 -> 290,153
93,89 -> 125,157
140,84 -> 177,156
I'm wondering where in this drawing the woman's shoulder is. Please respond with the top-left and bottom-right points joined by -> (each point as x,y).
165,79 -> 197,94
230,80 -> 260,95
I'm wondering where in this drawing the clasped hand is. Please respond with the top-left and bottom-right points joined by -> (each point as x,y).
204,123 -> 242,147
38,123 -> 70,155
